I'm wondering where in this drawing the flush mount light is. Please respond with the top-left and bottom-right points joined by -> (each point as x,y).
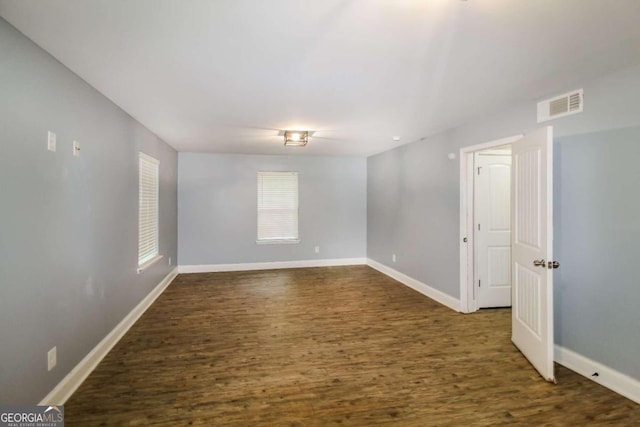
284,130 -> 309,147
392,136 -> 401,141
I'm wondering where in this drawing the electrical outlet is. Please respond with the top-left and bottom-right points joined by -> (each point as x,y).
392,254 -> 397,263
314,246 -> 320,254
47,131 -> 56,152
47,346 -> 57,371
73,140 -> 80,157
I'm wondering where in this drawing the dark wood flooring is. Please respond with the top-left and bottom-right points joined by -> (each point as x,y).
65,266 -> 640,426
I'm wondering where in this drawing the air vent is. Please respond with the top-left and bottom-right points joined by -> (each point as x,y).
537,89 -> 583,123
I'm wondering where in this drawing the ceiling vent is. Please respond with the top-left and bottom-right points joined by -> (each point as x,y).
537,89 -> 583,123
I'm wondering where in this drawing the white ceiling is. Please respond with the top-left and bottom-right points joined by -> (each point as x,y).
2,0 -> 640,156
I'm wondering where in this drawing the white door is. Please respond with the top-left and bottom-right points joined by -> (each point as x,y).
475,153 -> 512,308
511,126 -> 555,382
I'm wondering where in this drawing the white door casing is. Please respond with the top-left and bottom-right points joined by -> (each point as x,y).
474,153 -> 512,308
511,126 -> 555,382
459,134 -> 522,314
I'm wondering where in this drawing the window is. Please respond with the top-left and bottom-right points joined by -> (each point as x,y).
138,152 -> 159,267
257,171 -> 299,243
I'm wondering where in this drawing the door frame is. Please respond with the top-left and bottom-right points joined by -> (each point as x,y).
459,134 -> 523,314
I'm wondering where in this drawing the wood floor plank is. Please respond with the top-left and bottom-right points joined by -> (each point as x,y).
65,266 -> 640,425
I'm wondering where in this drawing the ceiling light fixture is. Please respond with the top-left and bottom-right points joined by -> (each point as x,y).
284,130 -> 309,147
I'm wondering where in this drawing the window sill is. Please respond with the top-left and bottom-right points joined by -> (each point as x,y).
137,255 -> 163,274
256,239 -> 300,245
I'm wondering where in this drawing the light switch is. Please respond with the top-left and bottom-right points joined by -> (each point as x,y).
73,140 -> 80,157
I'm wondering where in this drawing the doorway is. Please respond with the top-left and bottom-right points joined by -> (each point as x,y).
459,134 -> 522,313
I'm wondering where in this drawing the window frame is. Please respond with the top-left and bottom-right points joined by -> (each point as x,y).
256,171 -> 300,244
138,152 -> 161,272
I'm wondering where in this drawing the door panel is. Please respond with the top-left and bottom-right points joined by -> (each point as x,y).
515,263 -> 541,336
475,154 -> 512,308
488,246 -> 510,288
511,126 -> 554,382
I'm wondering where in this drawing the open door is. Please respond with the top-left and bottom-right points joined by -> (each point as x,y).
511,126 -> 555,382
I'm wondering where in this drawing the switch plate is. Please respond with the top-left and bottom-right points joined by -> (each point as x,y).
73,140 -> 80,157
47,131 -> 56,152
314,246 -> 320,254
168,257 -> 172,266
392,254 -> 397,263
47,346 -> 57,371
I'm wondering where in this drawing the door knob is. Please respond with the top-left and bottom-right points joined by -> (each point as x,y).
533,259 -> 546,267
548,261 -> 560,269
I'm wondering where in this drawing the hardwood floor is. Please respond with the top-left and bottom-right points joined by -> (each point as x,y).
65,266 -> 640,426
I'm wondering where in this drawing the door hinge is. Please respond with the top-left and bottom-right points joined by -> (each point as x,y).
478,279 -> 481,287
477,167 -> 482,175
477,223 -> 481,231
463,237 -> 468,243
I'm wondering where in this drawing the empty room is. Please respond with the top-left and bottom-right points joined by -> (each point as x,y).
1,0 -> 640,425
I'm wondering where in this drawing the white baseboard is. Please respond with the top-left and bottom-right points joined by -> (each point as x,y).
555,345 -> 640,404
178,257 -> 367,274
39,267 -> 179,405
366,258 -> 461,312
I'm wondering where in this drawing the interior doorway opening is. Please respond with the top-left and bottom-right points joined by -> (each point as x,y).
459,134 -> 522,313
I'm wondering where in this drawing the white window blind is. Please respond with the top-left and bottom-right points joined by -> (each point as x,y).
138,153 -> 159,266
257,171 -> 299,242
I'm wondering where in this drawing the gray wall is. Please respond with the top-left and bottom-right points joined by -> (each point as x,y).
179,153 -> 366,265
553,127 -> 640,381
367,62 -> 640,381
0,18 -> 178,404
368,131 -> 459,296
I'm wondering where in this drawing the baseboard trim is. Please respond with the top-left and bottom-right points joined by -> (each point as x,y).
39,267 -> 179,405
178,258 -> 367,273
366,258 -> 461,312
554,345 -> 640,404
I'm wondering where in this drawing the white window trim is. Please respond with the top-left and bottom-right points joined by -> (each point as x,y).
255,238 -> 300,245
137,255 -> 163,274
